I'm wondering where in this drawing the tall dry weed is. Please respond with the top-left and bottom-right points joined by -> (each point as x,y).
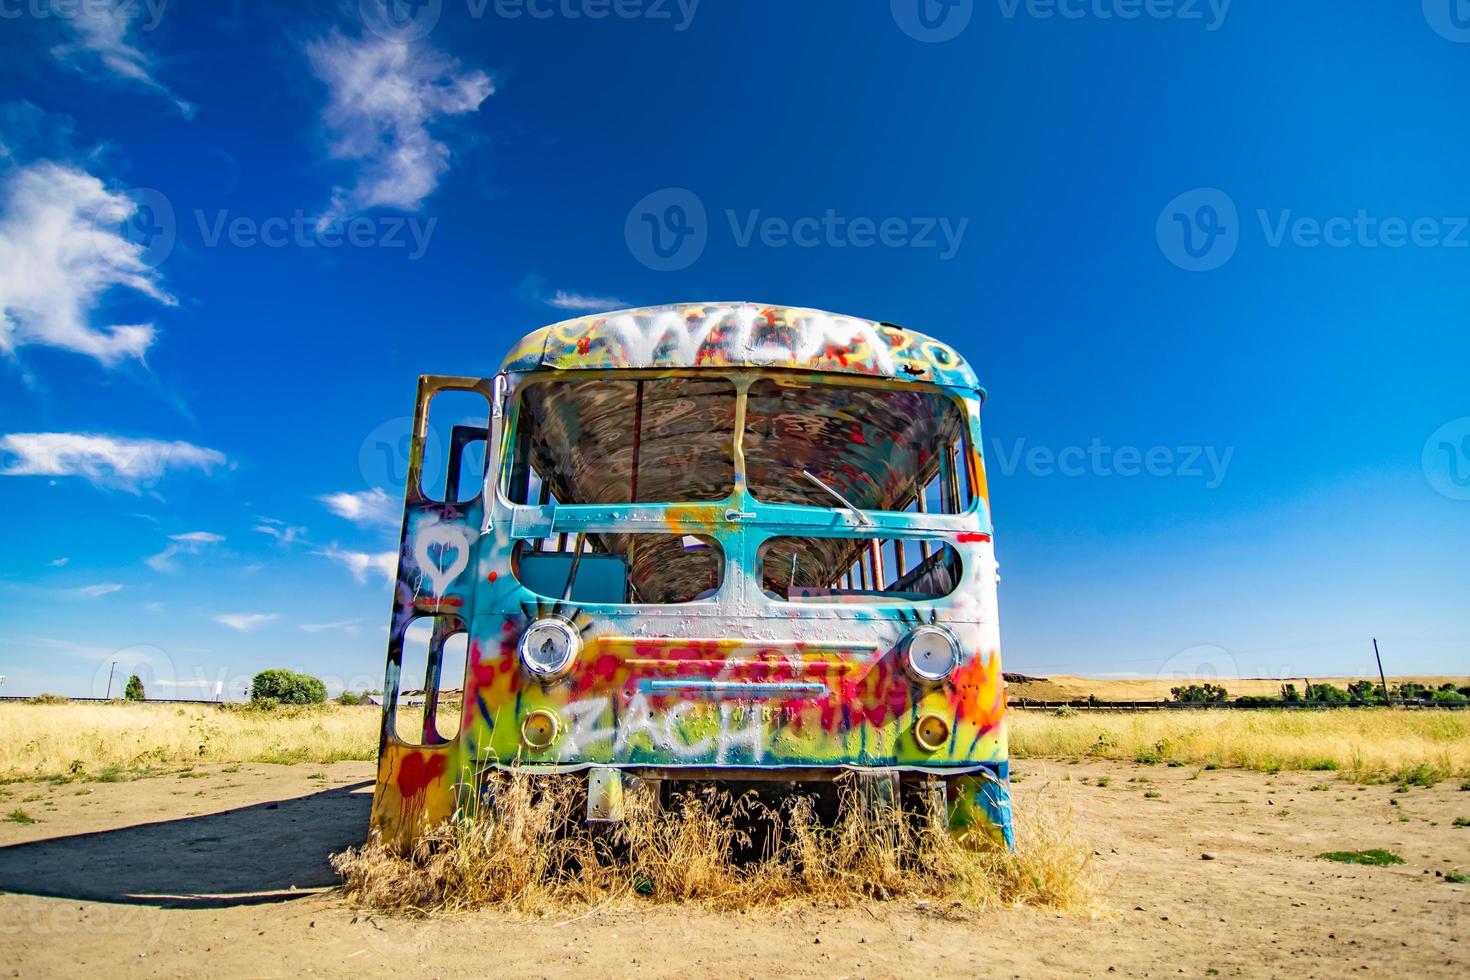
333,773 -> 1101,917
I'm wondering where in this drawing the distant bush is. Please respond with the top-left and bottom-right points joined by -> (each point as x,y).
27,693 -> 68,705
1169,683 -> 1228,704
1305,683 -> 1349,705
1279,683 -> 1302,703
250,669 -> 327,706
337,691 -> 376,706
123,675 -> 145,701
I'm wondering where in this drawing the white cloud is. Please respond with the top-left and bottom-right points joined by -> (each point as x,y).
0,161 -> 176,364
319,487 -> 398,527
306,30 -> 492,224
316,543 -> 397,584
48,557 -> 70,567
546,289 -> 630,312
253,521 -> 305,544
1,432 -> 226,492
300,619 -> 360,634
75,582 -> 124,597
145,530 -> 224,572
213,612 -> 278,632
50,1 -> 192,116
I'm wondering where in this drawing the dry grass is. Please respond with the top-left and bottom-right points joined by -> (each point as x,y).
333,774 -> 1099,917
0,702 -> 378,779
1010,709 -> 1470,778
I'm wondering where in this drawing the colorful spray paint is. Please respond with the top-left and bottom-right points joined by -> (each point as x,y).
370,303 -> 1012,848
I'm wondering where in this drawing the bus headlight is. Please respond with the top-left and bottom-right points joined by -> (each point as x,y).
902,625 -> 960,683
518,618 -> 580,679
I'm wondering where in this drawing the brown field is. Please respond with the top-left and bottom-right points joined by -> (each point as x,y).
2,751 -> 1468,976
1008,674 -> 1470,702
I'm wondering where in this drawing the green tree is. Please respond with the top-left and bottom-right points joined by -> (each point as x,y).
1306,682 -> 1349,704
123,674 -> 145,701
1169,683 -> 1229,704
250,669 -> 327,706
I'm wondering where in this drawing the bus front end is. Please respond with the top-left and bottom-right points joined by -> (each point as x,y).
370,304 -> 1012,849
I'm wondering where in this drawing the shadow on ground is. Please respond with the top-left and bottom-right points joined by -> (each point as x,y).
0,781 -> 372,908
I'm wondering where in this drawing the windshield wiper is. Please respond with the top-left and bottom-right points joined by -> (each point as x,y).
801,470 -> 874,526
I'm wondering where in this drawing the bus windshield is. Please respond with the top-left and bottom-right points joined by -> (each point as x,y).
505,374 -> 972,515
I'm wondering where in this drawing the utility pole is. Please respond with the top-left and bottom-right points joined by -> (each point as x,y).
1373,638 -> 1390,703
105,661 -> 117,699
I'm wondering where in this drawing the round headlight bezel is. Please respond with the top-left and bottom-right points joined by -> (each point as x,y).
902,625 -> 961,683
517,617 -> 581,679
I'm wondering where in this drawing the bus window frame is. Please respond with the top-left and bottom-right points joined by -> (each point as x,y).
492,368 -> 985,525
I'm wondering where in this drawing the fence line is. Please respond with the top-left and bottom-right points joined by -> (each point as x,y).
1009,699 -> 1467,711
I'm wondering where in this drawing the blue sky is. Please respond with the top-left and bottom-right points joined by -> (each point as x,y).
1,0 -> 1467,698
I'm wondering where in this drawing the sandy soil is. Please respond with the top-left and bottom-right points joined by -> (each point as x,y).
1008,675 -> 1470,702
1,759 -> 1466,978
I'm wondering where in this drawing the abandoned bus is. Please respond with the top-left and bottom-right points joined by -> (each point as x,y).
371,302 -> 1012,848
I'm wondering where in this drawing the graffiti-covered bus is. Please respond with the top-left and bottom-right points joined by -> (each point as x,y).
371,303 -> 1012,848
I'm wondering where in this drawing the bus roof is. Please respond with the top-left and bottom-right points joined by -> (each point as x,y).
500,302 -> 981,390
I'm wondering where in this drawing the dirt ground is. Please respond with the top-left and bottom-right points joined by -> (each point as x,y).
1,759 -> 1466,978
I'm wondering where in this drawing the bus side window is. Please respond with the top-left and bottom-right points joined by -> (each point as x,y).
421,388 -> 489,505
393,616 -> 468,745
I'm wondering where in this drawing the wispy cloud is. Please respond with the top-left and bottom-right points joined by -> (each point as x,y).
521,275 -> 628,313
213,612 -> 278,632
305,30 -> 492,225
50,0 -> 192,117
546,289 -> 630,312
146,530 -> 224,572
300,619 -> 360,634
253,519 -> 305,544
0,161 -> 176,364
75,582 -> 124,597
1,433 -> 226,492
319,487 -> 398,527
315,543 -> 397,584
48,557 -> 70,567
